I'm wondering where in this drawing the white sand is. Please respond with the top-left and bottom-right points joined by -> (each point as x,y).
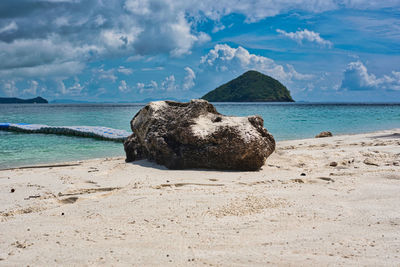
0,129 -> 399,266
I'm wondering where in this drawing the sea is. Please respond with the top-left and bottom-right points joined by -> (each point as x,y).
1,102 -> 399,169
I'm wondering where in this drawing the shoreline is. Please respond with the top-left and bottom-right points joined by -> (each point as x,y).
0,128 -> 399,265
1,127 -> 399,171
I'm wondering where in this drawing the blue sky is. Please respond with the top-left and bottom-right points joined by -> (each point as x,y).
0,0 -> 400,102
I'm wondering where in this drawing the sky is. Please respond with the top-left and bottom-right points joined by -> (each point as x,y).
0,0 -> 400,102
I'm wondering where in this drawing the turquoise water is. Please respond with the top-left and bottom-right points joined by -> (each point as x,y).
1,103 -> 399,169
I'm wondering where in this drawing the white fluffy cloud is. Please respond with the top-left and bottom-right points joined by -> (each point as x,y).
92,65 -> 133,83
22,80 -> 40,96
183,67 -> 196,90
2,80 -> 18,97
118,80 -> 130,92
187,0 -> 397,23
117,66 -> 134,75
200,44 -> 312,82
340,0 -> 400,9
136,67 -> 196,94
94,67 -> 118,83
137,80 -> 158,94
340,61 -> 400,91
0,0 -> 210,84
124,0 -> 210,57
57,79 -> 85,96
185,0 -> 335,23
277,29 -> 333,47
160,75 -> 177,91
0,0 -> 392,79
1,0 -> 398,98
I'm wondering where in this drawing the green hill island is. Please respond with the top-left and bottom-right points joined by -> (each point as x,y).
0,96 -> 48,104
201,70 -> 294,102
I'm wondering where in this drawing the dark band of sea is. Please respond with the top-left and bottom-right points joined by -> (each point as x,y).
1,102 -> 399,169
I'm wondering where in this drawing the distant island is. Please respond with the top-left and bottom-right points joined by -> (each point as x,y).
50,99 -> 92,104
0,96 -> 48,104
48,98 -> 190,104
201,70 -> 294,102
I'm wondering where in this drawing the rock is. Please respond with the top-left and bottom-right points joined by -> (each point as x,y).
329,161 -> 338,167
363,158 -> 379,166
315,131 -> 333,138
124,99 -> 275,170
318,177 -> 335,182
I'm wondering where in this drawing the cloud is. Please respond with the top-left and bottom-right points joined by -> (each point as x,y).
160,75 -> 176,91
141,67 -> 165,71
1,0 -> 399,98
0,61 -> 85,79
188,0 -> 338,22
277,29 -> 333,47
118,80 -> 130,92
200,44 -> 312,82
91,65 -> 133,84
93,67 -> 118,83
137,80 -> 158,94
57,79 -> 85,96
340,61 -> 400,91
0,0 -> 390,74
95,87 -> 107,97
212,23 -> 226,33
186,0 -> 400,23
22,80 -> 40,96
136,82 -> 145,93
0,0 -> 210,82
0,38 -> 93,71
126,55 -> 145,62
123,0 -> 210,57
136,71 -> 194,94
0,21 -> 17,34
183,67 -> 196,90
117,66 -> 133,75
340,0 -> 400,9
1,80 -> 18,96
67,82 -> 85,96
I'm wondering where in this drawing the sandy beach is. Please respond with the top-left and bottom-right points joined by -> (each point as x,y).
0,129 -> 399,266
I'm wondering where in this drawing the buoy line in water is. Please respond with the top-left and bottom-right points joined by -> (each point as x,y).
0,123 -> 130,142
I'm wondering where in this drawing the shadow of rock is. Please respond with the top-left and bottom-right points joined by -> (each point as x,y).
371,133 -> 400,139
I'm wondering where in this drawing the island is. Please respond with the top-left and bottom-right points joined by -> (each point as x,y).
0,96 -> 48,104
201,70 -> 294,102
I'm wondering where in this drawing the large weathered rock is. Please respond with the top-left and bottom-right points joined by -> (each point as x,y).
124,99 -> 275,171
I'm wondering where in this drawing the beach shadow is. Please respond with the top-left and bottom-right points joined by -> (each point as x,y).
126,159 -> 257,173
371,133 -> 400,139
128,160 -> 168,170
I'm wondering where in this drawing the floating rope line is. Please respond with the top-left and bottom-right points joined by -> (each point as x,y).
0,123 -> 130,142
